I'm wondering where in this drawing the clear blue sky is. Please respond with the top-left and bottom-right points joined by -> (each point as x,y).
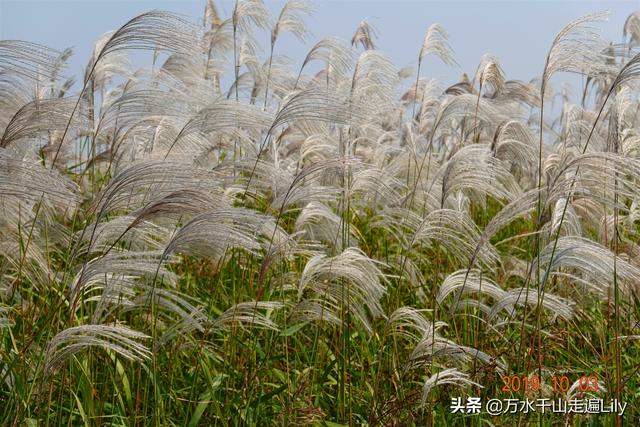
1,0 -> 638,90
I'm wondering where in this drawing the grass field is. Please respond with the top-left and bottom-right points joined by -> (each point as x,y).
1,1 -> 640,425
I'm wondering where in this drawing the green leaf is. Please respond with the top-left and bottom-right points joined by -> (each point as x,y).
280,321 -> 310,337
188,371 -> 226,426
72,391 -> 90,427
249,384 -> 287,408
187,398 -> 210,427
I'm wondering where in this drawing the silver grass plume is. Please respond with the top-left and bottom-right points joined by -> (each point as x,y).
297,247 -> 386,334
232,0 -> 271,33
419,24 -> 457,66
411,23 -> 456,121
0,149 -> 80,207
295,201 -> 359,252
86,11 -> 204,80
378,207 -> 499,270
69,250 -> 178,313
90,160 -> 223,220
623,12 -> 640,47
0,97 -> 88,151
437,269 -> 506,311
487,287 -> 574,322
271,0 -> 313,45
351,19 -> 378,50
386,307 -> 504,373
43,324 -> 151,374
0,40 -> 63,81
541,11 -> 611,90
296,37 -> 354,86
533,236 -> 640,296
420,368 -> 482,410
474,55 -> 505,97
212,301 -> 283,330
433,143 -> 521,207
163,208 -> 289,261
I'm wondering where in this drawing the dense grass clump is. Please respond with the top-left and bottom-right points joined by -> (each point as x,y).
1,1 -> 640,425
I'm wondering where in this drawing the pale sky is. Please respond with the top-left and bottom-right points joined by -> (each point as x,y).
1,0 -> 638,92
